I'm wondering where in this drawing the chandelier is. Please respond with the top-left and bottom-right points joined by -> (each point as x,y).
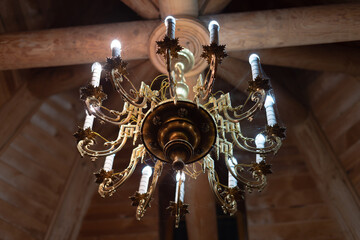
74,16 -> 285,227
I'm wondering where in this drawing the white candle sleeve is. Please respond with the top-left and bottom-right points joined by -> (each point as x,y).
83,111 -> 95,129
208,21 -> 220,45
265,95 -> 277,126
165,16 -> 176,40
103,154 -> 115,172
111,39 -> 121,57
139,166 -> 152,194
175,172 -> 186,202
249,54 -> 261,80
91,62 -> 102,87
228,158 -> 238,188
255,134 -> 266,163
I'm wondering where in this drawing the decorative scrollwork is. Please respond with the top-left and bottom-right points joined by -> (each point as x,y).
98,144 -> 145,197
130,160 -> 163,220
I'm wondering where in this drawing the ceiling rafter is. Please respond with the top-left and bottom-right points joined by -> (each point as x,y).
1,3 -> 360,70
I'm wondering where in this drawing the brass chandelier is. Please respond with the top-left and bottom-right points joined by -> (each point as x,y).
74,16 -> 285,227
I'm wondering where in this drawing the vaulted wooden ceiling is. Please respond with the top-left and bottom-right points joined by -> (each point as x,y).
0,0 -> 359,240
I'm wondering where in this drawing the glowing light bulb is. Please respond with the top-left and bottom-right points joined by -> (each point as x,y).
164,16 -> 176,26
208,20 -> 220,32
255,134 -> 266,163
110,39 -> 121,57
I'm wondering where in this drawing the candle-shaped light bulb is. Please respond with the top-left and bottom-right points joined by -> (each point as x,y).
110,39 -> 121,57
164,16 -> 176,39
138,166 -> 153,194
255,134 -> 266,163
175,171 -> 186,203
228,157 -> 238,188
83,111 -> 95,129
103,154 -> 115,172
208,20 -> 220,45
91,62 -> 102,87
264,95 -> 277,126
249,53 -> 261,80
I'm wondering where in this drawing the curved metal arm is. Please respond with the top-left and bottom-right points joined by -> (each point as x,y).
98,145 -> 145,197
222,90 -> 265,123
85,98 -> 139,126
225,157 -> 267,191
135,160 -> 163,220
204,155 -> 238,215
201,56 -> 218,101
77,124 -> 138,157
230,125 -> 282,154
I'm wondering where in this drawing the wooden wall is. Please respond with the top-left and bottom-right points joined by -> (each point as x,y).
307,73 -> 360,194
77,170 -> 160,240
246,134 -> 346,240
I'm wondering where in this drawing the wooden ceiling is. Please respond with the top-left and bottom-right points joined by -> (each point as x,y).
0,0 -> 359,240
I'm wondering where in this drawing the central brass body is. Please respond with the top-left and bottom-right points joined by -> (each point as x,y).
141,100 -> 216,169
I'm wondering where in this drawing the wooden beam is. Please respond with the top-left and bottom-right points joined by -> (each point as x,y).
45,155 -> 97,240
0,20 -> 159,70
219,58 -> 360,239
200,0 -> 232,15
121,0 -> 160,19
200,3 -> 360,52
159,0 -> 198,18
293,115 -> 360,240
185,173 -> 218,240
229,44 -> 360,76
2,4 -> 360,70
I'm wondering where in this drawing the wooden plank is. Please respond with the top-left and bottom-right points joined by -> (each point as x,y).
0,197 -> 47,239
264,173 -> 316,193
21,123 -> 75,162
332,120 -> 360,156
0,176 -> 52,224
324,100 -> 360,141
200,3 -> 360,52
247,204 -> 332,225
45,155 -> 97,240
0,219 -> 37,240
0,20 -> 158,70
80,216 -> 158,236
229,44 -> 360,76
247,188 -> 324,211
0,84 -> 41,155
11,134 -> 70,178
293,115 -> 360,239
121,0 -> 159,19
78,231 -> 158,240
159,0 -> 198,18
1,146 -> 64,194
248,219 -> 344,240
340,137 -> 360,172
0,160 -> 59,209
200,0 -> 232,15
185,173 -> 219,240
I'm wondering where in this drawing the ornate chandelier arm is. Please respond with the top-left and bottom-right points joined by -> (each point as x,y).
98,144 -> 145,197
84,96 -> 141,125
132,160 -> 163,220
76,124 -> 138,157
229,122 -> 282,154
204,155 -> 239,215
199,21 -> 227,101
225,156 -> 267,191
